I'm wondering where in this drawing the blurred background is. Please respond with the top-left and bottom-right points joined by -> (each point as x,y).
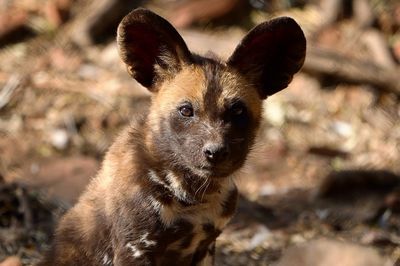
0,0 -> 399,265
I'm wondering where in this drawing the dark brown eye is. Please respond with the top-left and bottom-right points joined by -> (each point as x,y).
179,105 -> 194,117
231,102 -> 245,116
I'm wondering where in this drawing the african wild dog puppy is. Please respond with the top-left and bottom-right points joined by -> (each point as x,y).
38,8 -> 306,266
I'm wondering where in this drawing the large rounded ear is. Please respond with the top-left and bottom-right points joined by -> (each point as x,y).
227,17 -> 306,99
117,8 -> 193,91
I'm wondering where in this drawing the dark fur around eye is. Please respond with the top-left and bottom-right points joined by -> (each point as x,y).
230,101 -> 246,116
226,101 -> 249,127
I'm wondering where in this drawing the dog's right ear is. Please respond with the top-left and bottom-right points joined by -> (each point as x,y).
227,17 -> 306,99
117,8 -> 192,91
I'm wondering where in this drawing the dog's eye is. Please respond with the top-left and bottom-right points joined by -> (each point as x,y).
179,105 -> 194,117
232,105 -> 244,116
231,102 -> 246,116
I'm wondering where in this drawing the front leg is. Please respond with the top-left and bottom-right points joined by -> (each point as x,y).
192,242 -> 216,266
111,208 -> 159,265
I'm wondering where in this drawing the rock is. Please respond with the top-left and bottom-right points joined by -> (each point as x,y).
263,99 -> 286,127
330,121 -> 353,138
22,156 -> 99,205
0,256 -> 22,266
50,128 -> 69,150
317,170 -> 400,200
248,225 -> 272,249
276,238 -> 391,266
99,43 -> 120,67
315,170 -> 400,226
78,64 -> 100,80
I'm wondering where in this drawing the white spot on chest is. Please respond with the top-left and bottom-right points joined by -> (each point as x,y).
102,254 -> 112,265
166,172 -> 189,202
139,233 -> 157,247
126,243 -> 143,258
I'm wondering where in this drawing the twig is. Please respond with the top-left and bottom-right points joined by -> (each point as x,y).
15,186 -> 33,230
0,74 -> 21,110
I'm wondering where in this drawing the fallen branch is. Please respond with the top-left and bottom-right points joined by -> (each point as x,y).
303,46 -> 400,95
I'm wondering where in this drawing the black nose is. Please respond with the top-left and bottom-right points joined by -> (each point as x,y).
203,143 -> 229,164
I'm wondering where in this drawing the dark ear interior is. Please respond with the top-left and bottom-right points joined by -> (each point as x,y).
228,17 -> 306,99
117,8 -> 192,90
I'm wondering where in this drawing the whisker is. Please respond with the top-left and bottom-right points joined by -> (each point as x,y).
201,179 -> 211,202
195,177 -> 209,198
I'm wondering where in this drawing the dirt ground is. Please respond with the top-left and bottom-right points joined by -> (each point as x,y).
0,0 -> 400,265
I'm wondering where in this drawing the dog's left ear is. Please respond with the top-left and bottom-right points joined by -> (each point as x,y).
228,17 -> 306,99
117,8 -> 192,91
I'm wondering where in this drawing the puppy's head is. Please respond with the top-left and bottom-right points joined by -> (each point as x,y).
117,8 -> 306,178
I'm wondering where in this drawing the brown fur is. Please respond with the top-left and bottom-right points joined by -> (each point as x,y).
38,8 -> 306,266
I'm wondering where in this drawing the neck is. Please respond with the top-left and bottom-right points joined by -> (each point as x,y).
147,168 -> 230,205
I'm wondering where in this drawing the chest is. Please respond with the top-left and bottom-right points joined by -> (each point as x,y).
156,188 -> 237,259
109,179 -> 238,265
149,210 -> 230,265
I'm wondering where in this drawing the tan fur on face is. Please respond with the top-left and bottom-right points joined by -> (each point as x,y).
145,64 -> 263,153
145,65 -> 205,152
152,65 -> 205,117
167,65 -> 263,119
150,63 -> 264,121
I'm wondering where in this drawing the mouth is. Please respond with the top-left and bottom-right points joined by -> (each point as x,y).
194,164 -> 232,178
